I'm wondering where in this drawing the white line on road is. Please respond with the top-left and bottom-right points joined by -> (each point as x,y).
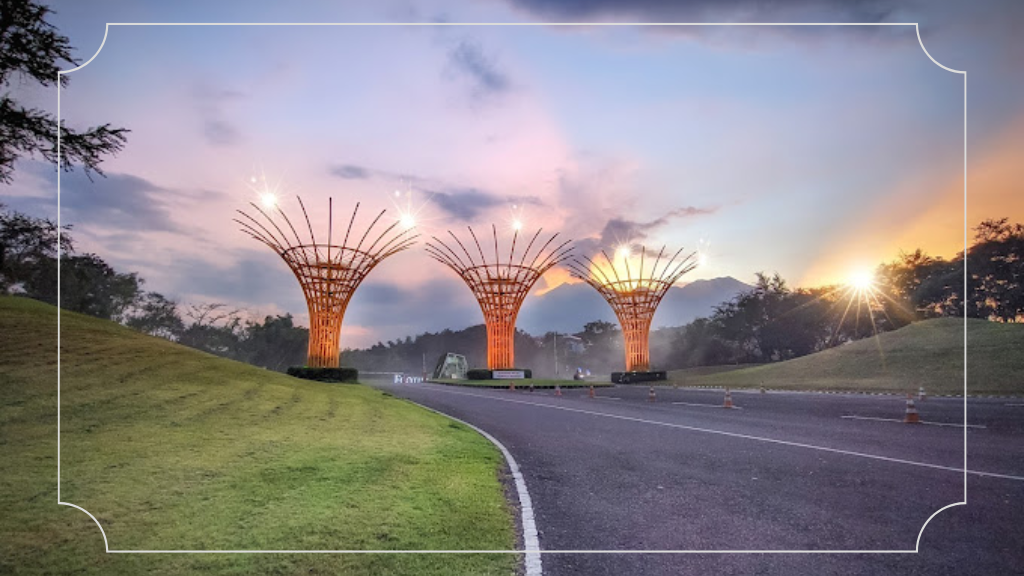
419,385 -> 1024,482
841,415 -> 987,429
413,403 -> 542,576
672,401 -> 743,410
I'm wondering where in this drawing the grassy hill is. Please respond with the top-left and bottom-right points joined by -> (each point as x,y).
666,318 -> 1024,396
0,296 -> 515,575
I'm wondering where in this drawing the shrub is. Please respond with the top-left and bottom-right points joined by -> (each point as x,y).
286,366 -> 359,383
611,371 -> 667,384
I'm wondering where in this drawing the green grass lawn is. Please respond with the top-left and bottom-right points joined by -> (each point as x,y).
428,377 -> 610,388
0,296 -> 516,575
666,318 -> 1024,396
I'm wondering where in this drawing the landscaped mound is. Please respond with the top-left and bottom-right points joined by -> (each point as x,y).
667,317 -> 1024,396
0,296 -> 515,575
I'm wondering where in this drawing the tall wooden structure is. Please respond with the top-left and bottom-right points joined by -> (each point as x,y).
569,246 -> 697,372
426,226 -> 572,369
236,197 -> 417,367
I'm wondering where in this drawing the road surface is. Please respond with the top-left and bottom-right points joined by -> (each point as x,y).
371,380 -> 1024,576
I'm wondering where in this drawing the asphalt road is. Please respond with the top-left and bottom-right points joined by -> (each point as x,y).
371,380 -> 1024,576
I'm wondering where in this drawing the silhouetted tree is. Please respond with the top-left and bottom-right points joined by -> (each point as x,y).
0,203 -> 70,295
0,0 -> 128,183
124,291 -> 183,340
240,314 -> 307,370
59,253 -> 141,320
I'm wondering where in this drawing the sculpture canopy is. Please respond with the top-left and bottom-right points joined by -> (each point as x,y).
236,197 -> 418,368
426,225 -> 573,370
569,246 -> 697,372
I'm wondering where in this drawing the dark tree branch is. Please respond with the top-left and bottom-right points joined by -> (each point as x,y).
0,0 -> 128,183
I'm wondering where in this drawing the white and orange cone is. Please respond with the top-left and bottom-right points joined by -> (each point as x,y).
648,386 -> 656,403
509,382 -> 515,391
918,386 -> 926,401
904,394 -> 920,424
723,388 -> 735,409
555,385 -> 562,397
589,385 -> 595,399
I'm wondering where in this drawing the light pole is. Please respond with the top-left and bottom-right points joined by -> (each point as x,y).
553,331 -> 558,377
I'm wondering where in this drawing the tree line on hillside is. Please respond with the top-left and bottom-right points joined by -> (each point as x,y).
2,205 -> 1022,374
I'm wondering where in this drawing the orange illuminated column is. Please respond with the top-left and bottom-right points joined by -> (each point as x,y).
569,246 -> 697,372
426,226 -> 573,369
236,197 -> 418,367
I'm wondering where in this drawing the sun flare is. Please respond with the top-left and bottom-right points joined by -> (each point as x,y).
849,269 -> 875,292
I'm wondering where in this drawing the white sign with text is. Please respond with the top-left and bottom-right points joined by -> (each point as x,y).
492,370 -> 526,379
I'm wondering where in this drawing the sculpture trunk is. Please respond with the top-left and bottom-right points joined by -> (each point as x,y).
307,306 -> 343,368
620,315 -> 652,372
485,314 -> 517,369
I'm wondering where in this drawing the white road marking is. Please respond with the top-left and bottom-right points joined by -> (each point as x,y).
1007,403 -> 1024,407
672,401 -> 743,410
412,403 -> 541,575
841,415 -> 987,429
418,384 -> 1024,482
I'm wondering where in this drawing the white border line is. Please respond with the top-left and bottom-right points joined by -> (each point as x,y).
56,22 -> 966,557
840,415 -> 986,429
417,386 -> 1022,482
413,404 -> 541,576
672,401 -> 742,409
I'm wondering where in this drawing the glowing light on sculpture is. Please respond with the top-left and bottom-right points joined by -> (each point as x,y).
426,226 -> 573,369
390,185 -> 436,233
569,246 -> 698,372
236,197 -> 418,367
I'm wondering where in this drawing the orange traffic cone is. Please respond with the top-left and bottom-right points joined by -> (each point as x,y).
509,382 -> 515,391
555,385 -> 562,397
648,386 -> 656,402
904,394 -> 920,423
589,385 -> 595,399
723,388 -> 734,409
918,386 -> 926,401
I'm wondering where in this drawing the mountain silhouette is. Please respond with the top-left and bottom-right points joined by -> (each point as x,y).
517,276 -> 751,335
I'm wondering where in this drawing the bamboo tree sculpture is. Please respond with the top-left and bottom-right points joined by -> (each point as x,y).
426,226 -> 573,370
236,197 -> 418,367
569,246 -> 697,373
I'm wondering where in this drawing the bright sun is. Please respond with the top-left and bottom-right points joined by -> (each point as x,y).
849,269 -> 875,292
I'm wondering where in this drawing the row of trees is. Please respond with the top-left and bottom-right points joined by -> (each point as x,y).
0,205 -> 308,370
2,205 -> 1022,374
342,219 -> 1024,373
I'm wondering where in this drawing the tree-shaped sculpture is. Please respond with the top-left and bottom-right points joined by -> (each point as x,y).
426,226 -> 573,370
569,246 -> 698,373
236,197 -> 418,367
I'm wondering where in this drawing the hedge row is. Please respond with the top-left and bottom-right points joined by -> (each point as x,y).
286,366 -> 359,383
610,371 -> 667,384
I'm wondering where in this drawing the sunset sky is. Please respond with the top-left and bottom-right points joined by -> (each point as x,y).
5,0 -> 1022,347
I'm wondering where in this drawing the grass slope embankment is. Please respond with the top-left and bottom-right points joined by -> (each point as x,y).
667,318 -> 1024,396
0,296 -> 515,575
